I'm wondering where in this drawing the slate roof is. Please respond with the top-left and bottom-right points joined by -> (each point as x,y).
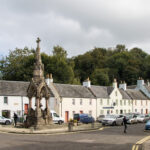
0,80 -> 54,97
127,85 -> 136,89
90,85 -> 114,98
0,80 -> 29,96
126,89 -> 149,100
54,83 -> 95,98
119,89 -> 131,100
144,84 -> 150,93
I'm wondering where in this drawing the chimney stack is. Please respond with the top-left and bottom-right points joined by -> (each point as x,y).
83,77 -> 91,88
137,77 -> 144,88
113,78 -> 117,88
119,81 -> 127,90
45,73 -> 53,85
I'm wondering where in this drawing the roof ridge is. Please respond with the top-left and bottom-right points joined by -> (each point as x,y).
0,80 -> 29,83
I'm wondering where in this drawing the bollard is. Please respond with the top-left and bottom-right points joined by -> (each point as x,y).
68,122 -> 73,132
91,122 -> 94,128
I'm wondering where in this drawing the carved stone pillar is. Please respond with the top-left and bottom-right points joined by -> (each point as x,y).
36,98 -> 41,117
29,98 -> 32,109
46,98 -> 49,115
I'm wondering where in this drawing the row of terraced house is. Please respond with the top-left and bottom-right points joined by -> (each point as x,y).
0,76 -> 150,122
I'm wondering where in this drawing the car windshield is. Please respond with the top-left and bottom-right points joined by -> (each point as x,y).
0,116 -> 5,119
99,115 -> 105,118
139,115 -> 145,118
126,115 -> 132,119
53,113 -> 59,117
105,115 -> 116,118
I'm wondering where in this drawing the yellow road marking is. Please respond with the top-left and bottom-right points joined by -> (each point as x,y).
135,145 -> 138,150
136,136 -> 150,145
132,135 -> 150,150
99,128 -> 103,130
132,145 -> 135,150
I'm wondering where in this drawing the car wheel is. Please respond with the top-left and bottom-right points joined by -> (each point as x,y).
5,121 -> 10,125
58,120 -> 62,125
112,122 -> 116,126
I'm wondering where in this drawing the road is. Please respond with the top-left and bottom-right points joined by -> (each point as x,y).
0,123 -> 149,150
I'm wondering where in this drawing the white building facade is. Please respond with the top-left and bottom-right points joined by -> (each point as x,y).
0,78 -> 150,122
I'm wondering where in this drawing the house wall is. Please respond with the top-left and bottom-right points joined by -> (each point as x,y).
97,88 -> 132,116
60,97 -> 96,122
132,99 -> 150,114
0,96 -> 47,119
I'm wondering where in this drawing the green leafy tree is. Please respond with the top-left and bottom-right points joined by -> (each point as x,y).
0,47 -> 35,81
91,69 -> 110,86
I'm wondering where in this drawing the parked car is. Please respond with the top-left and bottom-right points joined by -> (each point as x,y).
73,113 -> 94,124
126,115 -> 137,124
144,114 -> 150,122
136,114 -> 146,123
136,114 -> 150,123
80,114 -> 95,124
102,115 -> 123,126
145,120 -> 150,130
50,110 -> 64,124
0,116 -> 12,125
73,113 -> 80,122
97,115 -> 105,123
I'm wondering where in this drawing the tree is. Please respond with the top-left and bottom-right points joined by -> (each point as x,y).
53,45 -> 67,59
91,69 -> 110,86
0,47 -> 35,81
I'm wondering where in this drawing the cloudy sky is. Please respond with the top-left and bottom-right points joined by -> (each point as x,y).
1,0 -> 150,57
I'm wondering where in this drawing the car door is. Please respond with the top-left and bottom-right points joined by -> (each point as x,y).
116,116 -> 123,125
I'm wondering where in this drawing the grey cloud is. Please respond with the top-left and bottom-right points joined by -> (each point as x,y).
1,0 -> 150,57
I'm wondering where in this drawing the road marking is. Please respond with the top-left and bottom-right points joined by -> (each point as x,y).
135,145 -> 138,150
132,145 -> 135,150
136,136 -> 150,145
99,127 -> 104,130
132,145 -> 139,150
132,135 -> 150,150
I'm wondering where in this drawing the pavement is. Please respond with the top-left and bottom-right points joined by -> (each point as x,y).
0,122 -> 102,134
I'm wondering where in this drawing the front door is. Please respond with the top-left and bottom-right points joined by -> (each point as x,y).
146,109 -> 148,114
24,104 -> 28,115
80,111 -> 83,114
65,111 -> 69,122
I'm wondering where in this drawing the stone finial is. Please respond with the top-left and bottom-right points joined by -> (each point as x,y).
123,81 -> 126,84
114,78 -> 117,82
36,37 -> 41,45
49,73 -> 53,79
87,77 -> 90,81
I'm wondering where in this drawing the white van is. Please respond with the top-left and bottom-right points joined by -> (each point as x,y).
50,110 -> 64,124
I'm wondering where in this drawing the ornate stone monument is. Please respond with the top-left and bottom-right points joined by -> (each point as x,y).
26,37 -> 52,128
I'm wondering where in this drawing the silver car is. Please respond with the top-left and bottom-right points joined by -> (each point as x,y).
126,115 -> 137,124
0,116 -> 12,125
102,115 -> 123,126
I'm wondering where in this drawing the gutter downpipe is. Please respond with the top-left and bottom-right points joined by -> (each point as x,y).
96,98 -> 97,119
21,96 -> 23,122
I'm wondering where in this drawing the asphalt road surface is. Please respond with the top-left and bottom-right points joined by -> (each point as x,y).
0,123 -> 149,150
